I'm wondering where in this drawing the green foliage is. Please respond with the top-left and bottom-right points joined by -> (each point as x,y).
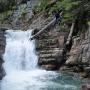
33,0 -> 51,13
34,0 -> 81,22
0,10 -> 13,23
35,0 -> 90,23
0,0 -> 16,13
52,0 -> 80,22
35,0 -> 90,34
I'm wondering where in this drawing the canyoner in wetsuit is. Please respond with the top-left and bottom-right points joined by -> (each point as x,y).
54,10 -> 63,25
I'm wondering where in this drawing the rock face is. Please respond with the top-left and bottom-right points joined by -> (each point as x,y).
29,11 -> 70,70
60,36 -> 82,73
60,26 -> 90,77
29,8 -> 90,76
66,37 -> 81,65
80,27 -> 90,77
81,84 -> 90,90
35,25 -> 68,70
34,19 -> 90,76
0,29 -> 6,80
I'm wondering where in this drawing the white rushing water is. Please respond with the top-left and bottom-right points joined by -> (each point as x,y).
1,30 -> 81,90
3,30 -> 38,72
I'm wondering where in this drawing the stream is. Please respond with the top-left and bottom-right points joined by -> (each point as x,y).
0,30 -> 81,90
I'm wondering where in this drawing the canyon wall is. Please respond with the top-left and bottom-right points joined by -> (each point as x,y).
30,13 -> 90,78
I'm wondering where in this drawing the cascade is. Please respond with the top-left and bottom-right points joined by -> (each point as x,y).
1,30 -> 81,90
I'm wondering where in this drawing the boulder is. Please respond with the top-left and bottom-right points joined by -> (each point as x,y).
81,84 -> 90,90
41,64 -> 57,70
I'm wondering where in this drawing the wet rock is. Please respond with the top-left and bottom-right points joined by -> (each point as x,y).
41,64 -> 57,70
84,67 -> 90,72
83,67 -> 90,77
0,56 -> 5,80
0,28 -> 8,31
60,66 -> 81,72
0,30 -> 6,80
81,84 -> 90,90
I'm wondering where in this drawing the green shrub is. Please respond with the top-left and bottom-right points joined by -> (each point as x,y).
0,0 -> 16,13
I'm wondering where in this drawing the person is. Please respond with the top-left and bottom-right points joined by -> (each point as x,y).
54,10 -> 63,25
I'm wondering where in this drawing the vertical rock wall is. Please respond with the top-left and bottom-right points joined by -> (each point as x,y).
60,26 -> 90,77
80,27 -> 90,77
0,29 -> 6,80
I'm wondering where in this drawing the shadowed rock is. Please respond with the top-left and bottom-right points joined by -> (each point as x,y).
0,30 -> 6,80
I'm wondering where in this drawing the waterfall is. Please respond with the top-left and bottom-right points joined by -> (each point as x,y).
1,30 -> 81,90
3,30 -> 38,73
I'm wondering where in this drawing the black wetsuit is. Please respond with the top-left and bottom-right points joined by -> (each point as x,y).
54,12 -> 62,25
55,13 -> 60,20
